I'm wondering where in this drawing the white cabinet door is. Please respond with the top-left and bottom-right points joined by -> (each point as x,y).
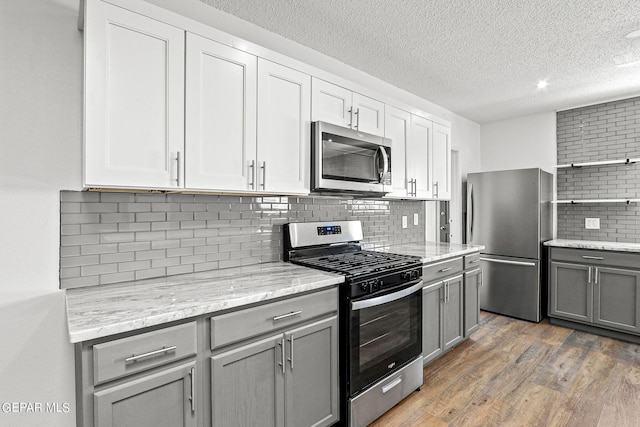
352,92 -> 385,136
257,59 -> 311,194
432,123 -> 451,200
185,33 -> 257,191
311,78 -> 352,128
408,115 -> 433,199
84,0 -> 185,189
384,106 -> 410,197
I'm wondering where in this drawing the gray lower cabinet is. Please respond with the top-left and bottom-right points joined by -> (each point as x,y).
549,261 -> 592,322
549,248 -> 640,337
464,268 -> 482,337
94,361 -> 197,427
422,281 -> 444,364
211,315 -> 339,427
422,274 -> 464,365
443,275 -> 464,350
594,266 -> 640,333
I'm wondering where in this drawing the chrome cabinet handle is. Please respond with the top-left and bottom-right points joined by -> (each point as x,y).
273,310 -> 302,321
287,335 -> 294,370
439,267 -> 452,273
447,281 -> 450,302
175,152 -> 181,186
434,181 -> 439,198
354,108 -> 360,129
278,338 -> 285,374
582,256 -> 604,260
249,160 -> 255,189
469,259 -> 480,264
260,161 -> 266,189
347,107 -> 353,127
587,266 -> 592,284
124,345 -> 177,363
480,269 -> 483,287
189,367 -> 196,412
594,267 -> 599,286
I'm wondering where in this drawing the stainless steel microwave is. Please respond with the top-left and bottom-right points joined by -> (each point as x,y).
311,121 -> 392,196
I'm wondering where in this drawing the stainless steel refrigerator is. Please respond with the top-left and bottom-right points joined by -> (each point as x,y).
466,168 -> 553,322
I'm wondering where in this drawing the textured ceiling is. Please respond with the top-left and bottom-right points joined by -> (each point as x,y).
200,0 -> 640,124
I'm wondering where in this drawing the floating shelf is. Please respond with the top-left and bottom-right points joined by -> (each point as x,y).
553,199 -> 640,204
555,158 -> 640,168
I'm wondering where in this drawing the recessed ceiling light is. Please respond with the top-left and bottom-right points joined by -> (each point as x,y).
537,80 -> 548,89
626,29 -> 640,39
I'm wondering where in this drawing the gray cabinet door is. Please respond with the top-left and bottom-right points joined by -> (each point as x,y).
284,315 -> 339,427
549,261 -> 592,322
443,275 -> 464,351
211,334 -> 284,427
464,269 -> 481,337
93,361 -> 196,427
422,282 -> 444,364
594,267 -> 640,334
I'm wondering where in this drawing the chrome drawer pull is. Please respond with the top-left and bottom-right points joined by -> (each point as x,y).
273,310 -> 302,321
124,345 -> 177,363
582,256 -> 604,260
469,259 -> 480,264
382,376 -> 403,394
189,367 -> 196,412
439,267 -> 452,273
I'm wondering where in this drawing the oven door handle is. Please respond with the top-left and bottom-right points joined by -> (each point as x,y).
351,280 -> 424,311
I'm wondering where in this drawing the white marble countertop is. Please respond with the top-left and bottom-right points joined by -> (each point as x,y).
65,262 -> 344,343
367,241 -> 484,264
544,239 -> 640,253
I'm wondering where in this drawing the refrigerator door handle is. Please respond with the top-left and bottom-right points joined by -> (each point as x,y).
467,183 -> 474,242
480,257 -> 537,267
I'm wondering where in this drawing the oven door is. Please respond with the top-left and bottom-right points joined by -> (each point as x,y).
312,121 -> 391,194
348,280 -> 423,395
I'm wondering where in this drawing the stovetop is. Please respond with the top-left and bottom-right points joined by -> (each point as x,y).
291,250 -> 421,278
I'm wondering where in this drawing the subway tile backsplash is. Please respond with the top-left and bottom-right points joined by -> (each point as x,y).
60,191 -> 426,288
556,96 -> 640,242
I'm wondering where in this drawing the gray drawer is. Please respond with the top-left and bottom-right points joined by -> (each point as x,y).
211,288 -> 338,349
93,322 -> 197,385
550,248 -> 640,269
423,257 -> 463,283
464,252 -> 481,270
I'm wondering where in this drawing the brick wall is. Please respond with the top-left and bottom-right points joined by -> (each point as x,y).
556,96 -> 640,242
60,191 -> 426,288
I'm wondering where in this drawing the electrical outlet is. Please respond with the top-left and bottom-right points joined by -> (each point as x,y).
402,216 -> 407,229
413,213 -> 419,226
585,218 -> 600,229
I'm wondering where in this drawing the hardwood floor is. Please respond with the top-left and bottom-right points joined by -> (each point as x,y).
370,311 -> 640,427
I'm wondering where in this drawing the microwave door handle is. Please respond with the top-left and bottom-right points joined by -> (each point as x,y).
376,146 -> 389,181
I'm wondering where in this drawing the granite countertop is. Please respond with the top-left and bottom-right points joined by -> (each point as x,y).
544,239 -> 640,253
368,241 -> 485,264
65,262 -> 344,343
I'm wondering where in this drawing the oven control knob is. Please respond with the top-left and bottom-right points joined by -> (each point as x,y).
372,279 -> 382,291
410,269 -> 419,280
360,282 -> 371,293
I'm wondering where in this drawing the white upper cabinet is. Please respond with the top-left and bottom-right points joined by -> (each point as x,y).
384,106 -> 410,197
432,123 -> 452,200
257,59 -> 311,194
84,0 -> 185,189
312,78 -> 385,136
185,33 -> 257,191
408,115 -> 433,199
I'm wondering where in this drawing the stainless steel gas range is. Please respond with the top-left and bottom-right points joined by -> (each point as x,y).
284,220 -> 424,427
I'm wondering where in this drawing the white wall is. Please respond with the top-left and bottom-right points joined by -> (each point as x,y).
0,0 -> 81,426
480,112 -> 556,174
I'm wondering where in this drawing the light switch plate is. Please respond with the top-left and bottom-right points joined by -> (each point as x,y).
585,218 -> 600,229
402,216 -> 407,229
413,213 -> 419,226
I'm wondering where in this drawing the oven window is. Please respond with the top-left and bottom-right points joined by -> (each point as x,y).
322,132 -> 383,183
349,288 -> 422,393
